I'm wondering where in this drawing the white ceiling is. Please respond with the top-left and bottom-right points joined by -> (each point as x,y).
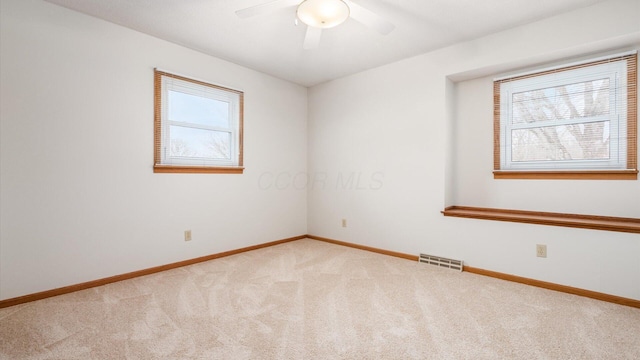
44,0 -> 608,87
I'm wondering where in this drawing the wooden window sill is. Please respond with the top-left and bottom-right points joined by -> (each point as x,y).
493,170 -> 638,180
154,165 -> 244,174
442,206 -> 640,234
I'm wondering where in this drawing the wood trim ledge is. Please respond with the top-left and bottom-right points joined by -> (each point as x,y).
0,235 -> 305,309
153,165 -> 244,174
493,169 -> 638,180
442,206 -> 640,234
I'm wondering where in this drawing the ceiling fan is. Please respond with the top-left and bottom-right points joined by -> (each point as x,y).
236,0 -> 395,50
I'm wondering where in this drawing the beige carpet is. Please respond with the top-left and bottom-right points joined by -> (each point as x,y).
1,238 -> 639,359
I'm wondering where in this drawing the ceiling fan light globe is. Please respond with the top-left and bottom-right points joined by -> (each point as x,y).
297,0 -> 350,29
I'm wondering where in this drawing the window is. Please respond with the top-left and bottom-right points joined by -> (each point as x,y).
493,52 -> 637,179
154,70 -> 244,173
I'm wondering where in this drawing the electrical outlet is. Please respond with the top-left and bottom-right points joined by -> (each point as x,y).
536,244 -> 547,258
184,230 -> 192,242
341,219 -> 347,228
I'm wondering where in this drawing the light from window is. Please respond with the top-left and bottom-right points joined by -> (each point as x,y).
493,52 -> 637,179
154,70 -> 244,174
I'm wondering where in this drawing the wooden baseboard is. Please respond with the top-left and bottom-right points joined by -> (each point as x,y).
464,266 -> 640,309
307,234 -> 640,309
306,235 -> 418,261
4,234 -> 638,310
0,235 -> 306,309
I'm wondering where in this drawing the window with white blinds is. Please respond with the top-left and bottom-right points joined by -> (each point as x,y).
154,70 -> 244,174
493,52 -> 637,180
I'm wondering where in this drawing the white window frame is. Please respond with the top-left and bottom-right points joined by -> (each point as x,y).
499,61 -> 626,171
493,51 -> 637,180
154,70 -> 244,173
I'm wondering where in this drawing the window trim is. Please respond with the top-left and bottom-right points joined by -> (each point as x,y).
154,69 -> 244,174
493,52 -> 637,180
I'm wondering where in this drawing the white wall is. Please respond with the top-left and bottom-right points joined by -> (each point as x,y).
0,0 -> 308,300
2,0 -> 639,303
308,0 -> 640,299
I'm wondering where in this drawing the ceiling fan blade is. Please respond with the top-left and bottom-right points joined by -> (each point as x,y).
235,0 -> 300,18
303,26 -> 322,50
346,1 -> 395,35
